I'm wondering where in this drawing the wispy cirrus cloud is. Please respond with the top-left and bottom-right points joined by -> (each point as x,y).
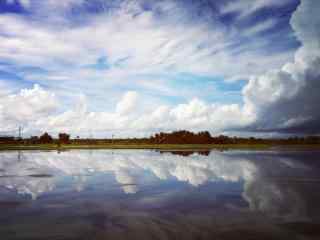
220,0 -> 294,19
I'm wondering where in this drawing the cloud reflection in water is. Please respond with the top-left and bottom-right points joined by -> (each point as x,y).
0,150 -> 318,222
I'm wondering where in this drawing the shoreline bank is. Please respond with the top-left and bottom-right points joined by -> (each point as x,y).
1,144 -> 320,151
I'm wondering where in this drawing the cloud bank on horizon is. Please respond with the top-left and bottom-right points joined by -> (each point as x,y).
0,0 -> 319,137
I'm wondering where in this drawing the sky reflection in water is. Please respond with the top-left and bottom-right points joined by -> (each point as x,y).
0,150 -> 320,240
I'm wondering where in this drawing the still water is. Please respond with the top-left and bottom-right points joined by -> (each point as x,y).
0,149 -> 320,240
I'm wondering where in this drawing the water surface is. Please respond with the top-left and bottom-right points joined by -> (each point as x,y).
0,149 -> 320,240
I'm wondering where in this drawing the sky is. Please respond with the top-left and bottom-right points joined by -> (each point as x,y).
0,0 -> 319,138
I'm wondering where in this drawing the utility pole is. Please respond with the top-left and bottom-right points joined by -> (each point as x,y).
18,126 -> 23,140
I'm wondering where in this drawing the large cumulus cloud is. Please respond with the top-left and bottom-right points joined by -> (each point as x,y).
0,84 -> 58,133
242,0 -> 320,134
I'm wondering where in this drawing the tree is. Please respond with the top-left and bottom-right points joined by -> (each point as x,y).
59,133 -> 70,144
29,136 -> 39,144
39,132 -> 53,144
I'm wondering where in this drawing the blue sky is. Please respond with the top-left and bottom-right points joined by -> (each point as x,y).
0,0 -> 319,137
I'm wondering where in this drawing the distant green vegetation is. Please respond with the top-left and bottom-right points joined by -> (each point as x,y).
1,130 -> 319,151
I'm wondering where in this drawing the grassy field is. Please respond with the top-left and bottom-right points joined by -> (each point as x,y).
0,143 -> 320,151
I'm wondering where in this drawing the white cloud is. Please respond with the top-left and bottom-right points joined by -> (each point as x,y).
0,0 -> 293,90
221,0 -> 292,19
19,0 -> 30,8
241,0 -> 320,133
48,96 -> 252,136
6,0 -> 31,8
7,0 -> 85,10
116,91 -> 139,115
44,0 -> 84,9
242,18 -> 277,37
0,86 -> 252,136
0,84 -> 58,132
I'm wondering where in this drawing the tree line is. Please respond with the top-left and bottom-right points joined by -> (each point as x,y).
1,130 -> 320,145
0,132 -> 70,144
